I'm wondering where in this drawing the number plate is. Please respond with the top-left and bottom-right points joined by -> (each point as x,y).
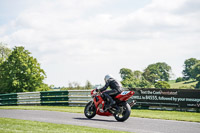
121,91 -> 130,95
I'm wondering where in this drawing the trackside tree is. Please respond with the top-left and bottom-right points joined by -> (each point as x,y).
0,46 -> 48,94
183,58 -> 199,80
119,68 -> 151,88
0,42 -> 11,64
143,62 -> 171,84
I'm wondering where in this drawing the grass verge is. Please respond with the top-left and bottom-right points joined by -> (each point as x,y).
0,106 -> 84,113
0,106 -> 199,122
132,109 -> 200,122
168,80 -> 197,89
0,117 -> 129,133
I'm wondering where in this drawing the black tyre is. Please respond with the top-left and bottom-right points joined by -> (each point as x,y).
84,101 -> 96,119
114,102 -> 131,122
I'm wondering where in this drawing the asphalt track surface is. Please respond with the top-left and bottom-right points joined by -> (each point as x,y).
0,109 -> 199,133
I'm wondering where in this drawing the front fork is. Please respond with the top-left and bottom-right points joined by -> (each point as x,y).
87,100 -> 95,110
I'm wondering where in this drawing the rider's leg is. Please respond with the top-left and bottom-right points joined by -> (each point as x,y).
103,93 -> 115,107
103,90 -> 118,107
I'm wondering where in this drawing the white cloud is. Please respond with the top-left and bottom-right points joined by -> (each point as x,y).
0,0 -> 200,86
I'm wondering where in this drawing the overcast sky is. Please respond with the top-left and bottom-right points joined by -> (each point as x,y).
0,0 -> 200,87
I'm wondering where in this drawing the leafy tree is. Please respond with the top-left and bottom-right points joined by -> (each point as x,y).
121,78 -> 136,88
175,77 -> 183,83
120,68 -> 151,88
61,81 -> 92,90
66,82 -> 84,90
0,46 -> 47,93
120,68 -> 134,88
37,83 -> 51,91
0,42 -> 11,64
137,77 -> 152,88
119,68 -> 134,80
133,70 -> 151,88
143,62 -> 171,83
191,62 -> 200,79
195,75 -> 200,89
73,82 -> 82,89
133,70 -> 143,79
183,58 -> 199,80
154,81 -> 170,89
191,62 -> 200,89
85,80 -> 92,90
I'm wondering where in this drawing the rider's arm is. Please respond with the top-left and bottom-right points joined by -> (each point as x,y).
99,82 -> 109,92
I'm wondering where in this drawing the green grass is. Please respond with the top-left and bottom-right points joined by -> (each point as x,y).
168,80 -> 176,84
0,117 -> 129,133
131,109 -> 200,122
0,106 -> 199,122
168,80 -> 197,89
0,106 -> 84,113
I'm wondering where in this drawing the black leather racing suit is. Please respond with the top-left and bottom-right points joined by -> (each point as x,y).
99,78 -> 122,106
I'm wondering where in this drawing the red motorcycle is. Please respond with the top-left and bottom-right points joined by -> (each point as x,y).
84,89 -> 135,122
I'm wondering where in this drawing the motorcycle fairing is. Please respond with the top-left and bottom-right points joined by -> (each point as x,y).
115,91 -> 135,101
93,95 -> 112,116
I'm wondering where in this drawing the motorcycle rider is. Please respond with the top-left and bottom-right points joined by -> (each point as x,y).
96,74 -> 122,110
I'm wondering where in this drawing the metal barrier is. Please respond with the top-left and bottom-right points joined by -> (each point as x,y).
0,90 -> 91,106
68,90 -> 91,106
0,93 -> 18,106
0,89 -> 199,112
40,91 -> 69,106
17,92 -> 41,105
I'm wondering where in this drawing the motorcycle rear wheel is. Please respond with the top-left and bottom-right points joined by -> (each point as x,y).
114,103 -> 131,122
84,101 -> 96,119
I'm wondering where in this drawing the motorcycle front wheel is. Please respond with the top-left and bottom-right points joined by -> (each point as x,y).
84,101 -> 96,119
114,102 -> 131,122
